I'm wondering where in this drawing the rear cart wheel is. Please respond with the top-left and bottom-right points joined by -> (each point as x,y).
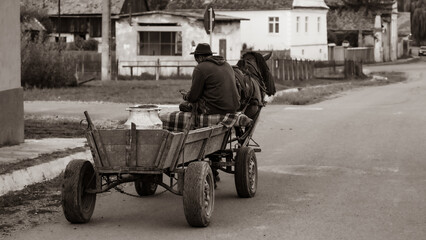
134,178 -> 158,196
234,147 -> 258,198
183,161 -> 215,227
62,160 -> 97,223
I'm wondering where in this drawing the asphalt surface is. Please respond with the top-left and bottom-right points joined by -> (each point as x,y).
6,58 -> 426,240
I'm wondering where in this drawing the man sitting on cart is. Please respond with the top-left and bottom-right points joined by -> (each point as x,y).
179,43 -> 240,115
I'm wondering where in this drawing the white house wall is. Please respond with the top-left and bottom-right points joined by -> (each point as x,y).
290,8 -> 328,60
217,8 -> 328,61
116,14 -> 241,77
216,10 -> 292,51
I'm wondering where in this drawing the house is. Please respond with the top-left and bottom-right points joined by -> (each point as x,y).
0,0 -> 24,146
168,0 -> 329,61
325,0 -> 398,62
21,16 -> 46,40
115,11 -> 246,76
21,0 -> 149,43
397,12 -> 411,58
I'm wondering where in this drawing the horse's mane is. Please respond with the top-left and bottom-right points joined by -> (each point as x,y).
242,52 -> 276,96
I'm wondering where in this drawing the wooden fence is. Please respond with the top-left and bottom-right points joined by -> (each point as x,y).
65,51 -> 118,81
329,46 -> 375,63
346,47 -> 374,63
268,58 -> 315,81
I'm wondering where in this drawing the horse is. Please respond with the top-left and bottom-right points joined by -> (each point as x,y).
233,51 -> 276,119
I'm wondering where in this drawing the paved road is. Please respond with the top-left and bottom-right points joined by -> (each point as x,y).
8,59 -> 426,240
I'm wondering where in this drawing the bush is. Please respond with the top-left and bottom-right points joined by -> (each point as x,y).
21,33 -> 78,88
82,39 -> 99,51
66,38 -> 98,51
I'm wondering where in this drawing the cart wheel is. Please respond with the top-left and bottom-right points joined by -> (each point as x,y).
183,161 -> 215,227
235,147 -> 258,198
62,159 -> 97,223
134,179 -> 158,196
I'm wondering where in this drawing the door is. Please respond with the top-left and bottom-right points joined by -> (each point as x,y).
219,39 -> 227,60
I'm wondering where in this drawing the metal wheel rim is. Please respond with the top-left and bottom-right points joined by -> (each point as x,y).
203,175 -> 213,217
148,182 -> 157,192
248,156 -> 256,193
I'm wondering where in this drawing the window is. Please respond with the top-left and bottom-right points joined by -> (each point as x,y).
268,17 -> 279,33
139,31 -> 182,56
305,16 -> 308,32
317,17 -> 321,32
296,16 -> 300,32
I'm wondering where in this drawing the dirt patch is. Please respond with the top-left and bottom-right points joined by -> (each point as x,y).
0,147 -> 86,175
0,174 -> 63,237
24,114 -> 125,139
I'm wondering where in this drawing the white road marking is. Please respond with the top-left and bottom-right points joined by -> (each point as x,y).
259,165 -> 400,176
284,107 -> 323,111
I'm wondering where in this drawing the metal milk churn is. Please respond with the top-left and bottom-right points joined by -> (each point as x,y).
124,104 -> 162,129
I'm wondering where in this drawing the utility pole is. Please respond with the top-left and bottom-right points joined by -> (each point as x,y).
58,0 -> 61,43
101,0 -> 111,81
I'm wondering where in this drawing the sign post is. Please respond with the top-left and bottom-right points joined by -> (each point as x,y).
203,4 -> 215,50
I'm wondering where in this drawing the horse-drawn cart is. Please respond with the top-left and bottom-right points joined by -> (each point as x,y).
62,108 -> 262,227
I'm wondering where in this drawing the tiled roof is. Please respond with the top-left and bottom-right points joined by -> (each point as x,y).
21,17 -> 46,31
324,0 -> 345,7
327,8 -> 375,31
293,0 -> 329,9
166,0 -> 294,10
21,0 -> 126,15
118,10 -> 248,21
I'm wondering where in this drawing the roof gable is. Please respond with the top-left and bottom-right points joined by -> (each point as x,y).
328,8 -> 375,31
398,12 -> 411,36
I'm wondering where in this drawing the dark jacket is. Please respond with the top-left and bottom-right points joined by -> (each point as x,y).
185,56 -> 240,115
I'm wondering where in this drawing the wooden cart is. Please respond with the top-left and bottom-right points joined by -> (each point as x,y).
62,109 -> 262,227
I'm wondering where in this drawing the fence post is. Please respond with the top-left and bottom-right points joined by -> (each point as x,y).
155,58 -> 160,81
115,59 -> 118,81
302,61 -> 307,80
284,59 -> 288,81
177,61 -> 180,77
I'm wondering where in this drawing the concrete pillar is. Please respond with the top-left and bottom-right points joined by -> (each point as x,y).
374,15 -> 383,63
101,0 -> 111,81
390,2 -> 398,61
0,0 -> 24,146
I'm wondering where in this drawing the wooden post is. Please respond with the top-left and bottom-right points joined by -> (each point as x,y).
155,58 -> 160,81
284,59 -> 288,81
101,0 -> 111,81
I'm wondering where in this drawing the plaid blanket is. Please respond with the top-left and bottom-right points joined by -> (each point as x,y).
159,111 -> 241,132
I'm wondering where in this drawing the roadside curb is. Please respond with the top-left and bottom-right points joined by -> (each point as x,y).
0,150 -> 92,196
365,57 -> 420,67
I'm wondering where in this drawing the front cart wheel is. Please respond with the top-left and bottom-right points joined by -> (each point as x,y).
134,178 -> 158,196
183,161 -> 215,227
235,147 -> 258,198
62,160 -> 97,223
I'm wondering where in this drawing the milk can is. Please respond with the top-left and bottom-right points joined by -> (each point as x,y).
124,104 -> 162,129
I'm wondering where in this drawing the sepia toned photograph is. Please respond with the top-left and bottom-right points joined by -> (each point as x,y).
1,0 -> 425,239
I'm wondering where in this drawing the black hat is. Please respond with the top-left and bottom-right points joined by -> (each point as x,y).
190,43 -> 215,55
